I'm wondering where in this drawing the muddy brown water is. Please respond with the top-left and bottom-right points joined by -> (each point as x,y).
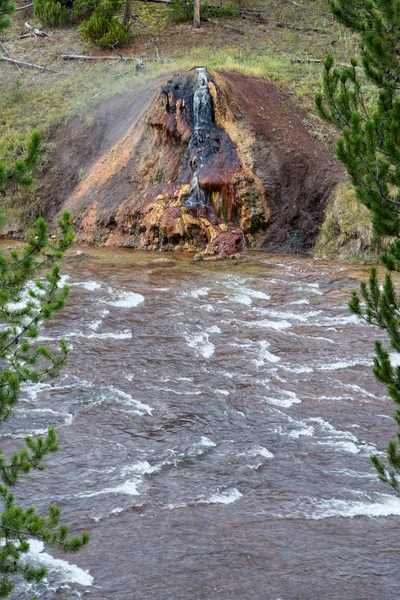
4,249 -> 400,600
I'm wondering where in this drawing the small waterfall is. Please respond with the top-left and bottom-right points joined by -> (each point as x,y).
185,68 -> 214,208
193,68 -> 213,133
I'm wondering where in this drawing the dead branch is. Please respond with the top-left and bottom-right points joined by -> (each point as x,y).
90,89 -> 106,99
240,12 -> 329,33
15,2 -> 34,9
0,40 -> 22,72
19,21 -> 51,39
291,57 -> 354,68
1,55 -> 56,71
205,18 -> 244,35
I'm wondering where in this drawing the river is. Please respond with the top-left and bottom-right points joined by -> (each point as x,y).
4,248 -> 400,600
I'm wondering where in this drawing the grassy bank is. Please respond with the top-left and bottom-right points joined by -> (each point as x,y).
0,0 -> 353,153
314,184 -> 378,262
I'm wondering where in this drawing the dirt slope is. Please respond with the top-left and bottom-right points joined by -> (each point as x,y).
39,72 -> 173,222
220,71 -> 344,252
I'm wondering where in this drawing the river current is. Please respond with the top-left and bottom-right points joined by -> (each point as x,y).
4,248 -> 400,599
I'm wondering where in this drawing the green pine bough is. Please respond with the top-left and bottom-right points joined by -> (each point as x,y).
317,0 -> 400,492
0,134 -> 89,597
0,132 -> 41,191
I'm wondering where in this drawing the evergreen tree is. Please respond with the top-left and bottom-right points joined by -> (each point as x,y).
0,0 -> 15,34
0,135 -> 89,597
316,0 -> 400,491
78,0 -> 130,48
34,0 -> 130,45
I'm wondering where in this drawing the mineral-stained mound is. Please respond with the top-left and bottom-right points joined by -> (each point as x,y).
49,68 -> 344,255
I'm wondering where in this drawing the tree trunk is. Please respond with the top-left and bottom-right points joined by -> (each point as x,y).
193,0 -> 201,28
123,0 -> 132,26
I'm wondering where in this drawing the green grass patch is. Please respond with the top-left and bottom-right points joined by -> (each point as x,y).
314,183 -> 378,262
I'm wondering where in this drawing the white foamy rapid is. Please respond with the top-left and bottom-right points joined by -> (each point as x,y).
254,340 -> 280,366
23,539 -> 93,586
102,289 -> 144,308
255,307 -> 322,323
288,494 -> 400,520
78,480 -> 141,498
250,446 -> 274,458
62,329 -> 132,340
188,287 -> 209,299
243,445 -> 274,459
263,389 -> 301,408
232,294 -> 253,306
246,289 -> 271,300
199,436 -> 216,448
189,436 -> 217,457
20,381 -> 53,402
289,298 -> 309,305
287,423 -> 315,439
77,460 -> 162,500
205,488 -> 243,505
184,326 -> 220,359
245,319 -> 292,331
390,352 -> 400,368
308,417 -> 375,455
102,387 -> 153,415
318,358 -> 372,371
280,364 -> 313,374
71,280 -> 102,291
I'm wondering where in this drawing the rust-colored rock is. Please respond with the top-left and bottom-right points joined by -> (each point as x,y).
41,69 -> 344,255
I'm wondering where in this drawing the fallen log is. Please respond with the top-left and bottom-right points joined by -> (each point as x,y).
1,55 -> 56,71
291,57 -> 354,68
0,41 -> 22,72
205,18 -> 244,35
61,54 -> 143,62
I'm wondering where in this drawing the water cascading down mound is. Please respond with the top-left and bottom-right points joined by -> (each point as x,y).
185,68 -> 215,209
66,67 -> 270,255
